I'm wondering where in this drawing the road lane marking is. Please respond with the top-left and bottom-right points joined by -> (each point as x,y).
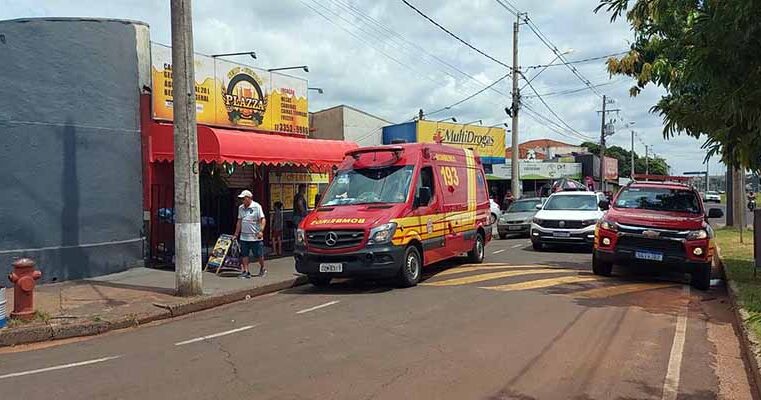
482,275 -> 600,291
174,325 -> 257,346
0,355 -> 122,380
662,285 -> 690,400
574,283 -> 679,299
492,249 -> 506,254
296,300 -> 340,315
511,244 -> 524,249
423,269 -> 571,287
431,264 -> 553,278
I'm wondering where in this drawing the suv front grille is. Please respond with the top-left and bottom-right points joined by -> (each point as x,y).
307,230 -> 365,249
538,220 -> 584,229
617,236 -> 684,254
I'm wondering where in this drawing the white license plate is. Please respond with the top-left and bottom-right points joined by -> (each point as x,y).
552,232 -> 571,237
508,225 -> 523,231
635,250 -> 663,261
319,263 -> 343,273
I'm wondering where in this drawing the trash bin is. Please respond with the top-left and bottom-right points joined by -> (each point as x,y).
0,287 -> 6,329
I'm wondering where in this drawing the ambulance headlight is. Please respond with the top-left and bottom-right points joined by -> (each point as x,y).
369,223 -> 397,245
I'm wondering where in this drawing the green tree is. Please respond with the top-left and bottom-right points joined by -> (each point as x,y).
581,141 -> 669,176
595,0 -> 761,170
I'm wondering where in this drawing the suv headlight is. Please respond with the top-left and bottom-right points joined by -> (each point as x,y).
582,219 -> 598,227
296,228 -> 306,245
599,219 -> 618,232
532,217 -> 543,225
687,229 -> 708,240
368,222 -> 397,245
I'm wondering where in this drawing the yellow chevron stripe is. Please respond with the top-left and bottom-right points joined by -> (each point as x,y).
422,269 -> 570,287
573,283 -> 679,299
431,264 -> 561,278
481,275 -> 600,291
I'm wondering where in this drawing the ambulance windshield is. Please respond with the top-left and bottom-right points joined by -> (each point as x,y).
322,166 -> 414,206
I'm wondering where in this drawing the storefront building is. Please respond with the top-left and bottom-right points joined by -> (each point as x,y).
310,104 -> 392,146
144,43 -> 356,264
488,161 -> 583,199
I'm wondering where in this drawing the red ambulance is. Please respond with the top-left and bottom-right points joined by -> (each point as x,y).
294,143 -> 492,287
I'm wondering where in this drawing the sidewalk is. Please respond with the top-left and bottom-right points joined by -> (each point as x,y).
0,256 -> 305,347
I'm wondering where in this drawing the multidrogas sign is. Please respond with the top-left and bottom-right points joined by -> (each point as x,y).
434,127 -> 495,148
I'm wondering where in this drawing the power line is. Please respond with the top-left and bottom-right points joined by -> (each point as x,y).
425,73 -> 512,117
523,79 -> 626,98
494,0 -> 520,16
521,103 -> 590,142
524,51 -> 628,70
400,0 -> 513,71
521,76 -> 594,140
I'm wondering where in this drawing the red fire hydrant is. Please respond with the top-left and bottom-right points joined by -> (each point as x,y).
8,258 -> 42,320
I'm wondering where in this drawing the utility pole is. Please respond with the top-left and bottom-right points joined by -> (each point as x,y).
599,95 -> 607,191
171,0 -> 203,296
510,13 -> 522,199
630,129 -> 635,179
645,145 -> 649,175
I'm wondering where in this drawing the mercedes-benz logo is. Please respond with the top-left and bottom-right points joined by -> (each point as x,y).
559,221 -> 566,227
325,232 -> 339,247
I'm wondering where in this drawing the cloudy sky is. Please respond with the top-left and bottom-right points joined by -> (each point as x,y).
2,0 -> 724,176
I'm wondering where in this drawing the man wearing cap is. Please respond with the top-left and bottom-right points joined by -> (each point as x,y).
234,190 -> 267,278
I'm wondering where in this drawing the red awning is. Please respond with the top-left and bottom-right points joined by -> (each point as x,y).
150,123 -> 358,167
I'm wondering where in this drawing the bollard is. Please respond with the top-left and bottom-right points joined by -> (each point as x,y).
8,258 -> 42,321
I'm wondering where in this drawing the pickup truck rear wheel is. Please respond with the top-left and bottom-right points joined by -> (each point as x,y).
690,262 -> 711,291
592,253 -> 613,276
398,246 -> 422,287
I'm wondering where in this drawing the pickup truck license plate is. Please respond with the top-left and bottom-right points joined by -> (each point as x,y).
319,263 -> 343,273
635,250 -> 663,262
552,232 -> 571,237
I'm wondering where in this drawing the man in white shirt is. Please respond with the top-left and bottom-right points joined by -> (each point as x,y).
234,190 -> 267,278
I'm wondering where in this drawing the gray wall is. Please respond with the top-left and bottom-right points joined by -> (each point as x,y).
0,18 -> 146,283
310,106 -> 344,141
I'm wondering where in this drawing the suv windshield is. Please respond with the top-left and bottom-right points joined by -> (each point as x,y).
615,187 -> 701,214
508,199 -> 541,212
543,195 -> 598,211
322,166 -> 414,206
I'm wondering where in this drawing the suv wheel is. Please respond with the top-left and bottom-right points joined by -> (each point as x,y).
468,233 -> 486,263
532,240 -> 543,251
690,262 -> 711,291
398,246 -> 422,287
592,252 -> 613,276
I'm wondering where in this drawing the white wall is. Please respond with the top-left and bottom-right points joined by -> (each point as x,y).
343,107 -> 389,146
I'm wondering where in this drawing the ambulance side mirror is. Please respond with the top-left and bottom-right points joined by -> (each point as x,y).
415,187 -> 432,208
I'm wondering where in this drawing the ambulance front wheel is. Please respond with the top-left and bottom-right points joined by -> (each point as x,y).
398,246 -> 422,288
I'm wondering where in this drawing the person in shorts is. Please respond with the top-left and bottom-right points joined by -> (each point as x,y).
234,190 -> 266,278
270,201 -> 284,256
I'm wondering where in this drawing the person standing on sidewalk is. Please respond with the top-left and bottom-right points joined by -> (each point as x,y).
292,184 -> 308,239
234,190 -> 267,278
270,201 -> 284,256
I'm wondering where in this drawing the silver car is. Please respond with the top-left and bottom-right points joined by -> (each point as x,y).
497,197 -> 544,239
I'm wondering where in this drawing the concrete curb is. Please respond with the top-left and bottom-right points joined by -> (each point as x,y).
0,275 -> 307,347
718,248 -> 761,399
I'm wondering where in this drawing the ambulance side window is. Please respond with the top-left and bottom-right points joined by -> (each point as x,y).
476,170 -> 488,203
416,167 -> 435,206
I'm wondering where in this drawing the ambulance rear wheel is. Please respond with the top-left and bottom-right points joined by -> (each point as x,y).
398,246 -> 422,287
308,275 -> 332,287
468,233 -> 485,264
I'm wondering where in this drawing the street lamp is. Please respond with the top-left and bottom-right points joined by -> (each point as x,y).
463,119 -> 483,125
437,117 -> 457,123
211,51 -> 257,59
268,65 -> 309,73
522,48 -> 574,88
308,87 -> 324,94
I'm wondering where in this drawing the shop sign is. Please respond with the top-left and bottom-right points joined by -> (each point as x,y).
603,157 -> 619,181
488,162 -> 582,180
268,172 -> 329,184
151,43 -> 309,136
417,120 -> 505,164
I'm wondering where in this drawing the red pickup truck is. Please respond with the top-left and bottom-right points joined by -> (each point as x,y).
593,179 -> 724,290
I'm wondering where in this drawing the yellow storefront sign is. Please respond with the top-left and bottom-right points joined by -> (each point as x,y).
268,172 -> 329,184
417,120 -> 505,164
151,43 -> 309,136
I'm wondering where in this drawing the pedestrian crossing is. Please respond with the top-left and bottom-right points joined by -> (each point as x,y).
422,263 -> 682,299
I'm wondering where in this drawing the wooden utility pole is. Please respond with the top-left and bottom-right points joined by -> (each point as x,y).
171,0 -> 203,296
510,13 -> 521,199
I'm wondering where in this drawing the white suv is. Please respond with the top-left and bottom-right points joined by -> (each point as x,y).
530,191 -> 606,250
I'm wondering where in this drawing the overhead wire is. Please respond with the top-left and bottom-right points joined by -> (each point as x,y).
524,51 -> 628,70
424,73 -> 512,118
399,0 -> 513,71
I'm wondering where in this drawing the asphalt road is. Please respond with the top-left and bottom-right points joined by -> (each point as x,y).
0,236 -> 753,400
706,202 -> 756,227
